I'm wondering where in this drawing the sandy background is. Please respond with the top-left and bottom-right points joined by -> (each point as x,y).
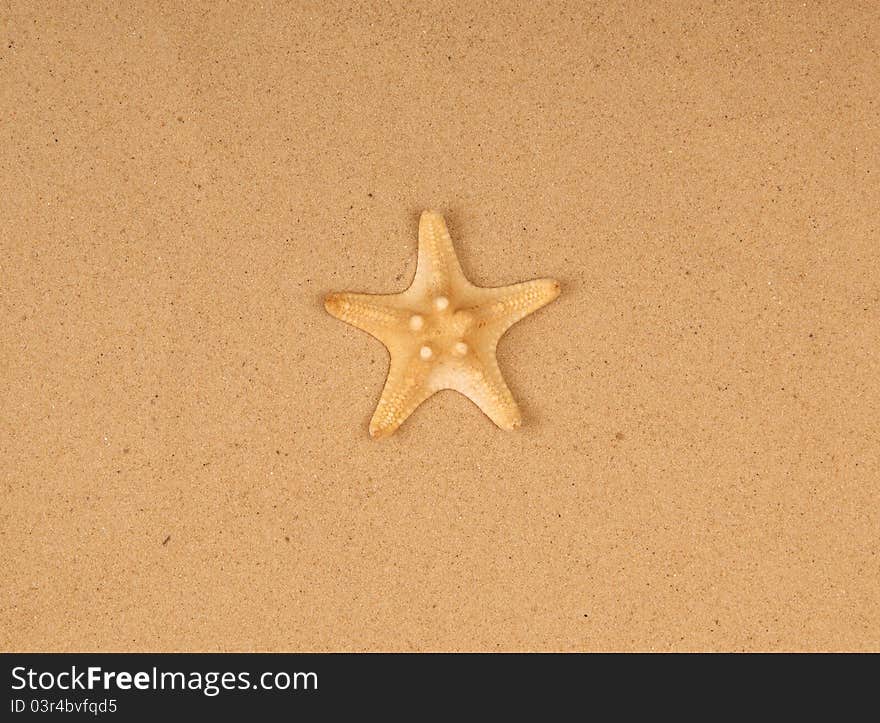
2,1 -> 878,651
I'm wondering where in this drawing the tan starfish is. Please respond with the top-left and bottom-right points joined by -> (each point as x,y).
325,211 -> 561,438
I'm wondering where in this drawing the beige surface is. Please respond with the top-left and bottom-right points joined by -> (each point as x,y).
1,1 -> 878,651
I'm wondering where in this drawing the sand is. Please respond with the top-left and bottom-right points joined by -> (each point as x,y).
1,1 -> 878,651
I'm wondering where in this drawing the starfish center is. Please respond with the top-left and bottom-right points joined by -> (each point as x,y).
409,301 -> 475,360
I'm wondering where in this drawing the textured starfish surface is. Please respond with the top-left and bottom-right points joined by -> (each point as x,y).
325,211 -> 561,438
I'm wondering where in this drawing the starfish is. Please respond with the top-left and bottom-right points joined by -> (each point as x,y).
325,211 -> 560,438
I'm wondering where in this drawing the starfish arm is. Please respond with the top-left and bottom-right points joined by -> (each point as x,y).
413,210 -> 468,296
453,349 -> 523,431
324,291 -> 409,343
476,278 -> 561,342
369,349 -> 435,438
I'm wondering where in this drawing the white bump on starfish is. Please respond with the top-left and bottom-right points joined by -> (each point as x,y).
409,314 -> 424,331
419,345 -> 433,360
433,296 -> 449,311
453,341 -> 468,356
